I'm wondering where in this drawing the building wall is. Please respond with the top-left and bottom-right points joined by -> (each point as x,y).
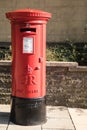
0,0 -> 87,42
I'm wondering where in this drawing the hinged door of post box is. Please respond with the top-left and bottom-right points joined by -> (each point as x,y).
15,26 -> 43,98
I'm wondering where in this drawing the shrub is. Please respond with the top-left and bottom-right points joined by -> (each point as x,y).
46,42 -> 87,66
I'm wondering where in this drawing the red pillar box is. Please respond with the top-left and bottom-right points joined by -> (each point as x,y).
6,9 -> 51,125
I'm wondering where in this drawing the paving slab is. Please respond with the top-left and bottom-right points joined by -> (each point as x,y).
68,108 -> 87,130
8,106 -> 74,130
8,122 -> 41,130
0,105 -> 76,130
0,105 -> 10,130
42,106 -> 75,130
47,106 -> 70,118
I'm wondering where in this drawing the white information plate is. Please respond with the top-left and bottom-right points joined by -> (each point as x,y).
23,37 -> 34,53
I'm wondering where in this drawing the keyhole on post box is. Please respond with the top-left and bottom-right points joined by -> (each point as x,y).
20,28 -> 36,32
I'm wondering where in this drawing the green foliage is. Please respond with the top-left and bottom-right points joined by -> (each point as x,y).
0,46 -> 11,60
0,42 -> 87,66
46,42 -> 87,65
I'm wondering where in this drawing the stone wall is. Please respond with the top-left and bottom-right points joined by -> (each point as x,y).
0,0 -> 87,42
46,62 -> 87,108
0,61 -> 87,108
0,62 -> 11,104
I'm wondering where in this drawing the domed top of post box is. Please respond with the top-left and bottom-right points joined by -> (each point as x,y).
6,9 -> 51,21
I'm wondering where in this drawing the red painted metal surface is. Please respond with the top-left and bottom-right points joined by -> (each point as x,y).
6,9 -> 51,98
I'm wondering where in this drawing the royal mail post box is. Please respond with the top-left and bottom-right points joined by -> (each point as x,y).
6,9 -> 51,125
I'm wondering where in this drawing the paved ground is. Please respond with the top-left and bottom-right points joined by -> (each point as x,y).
0,105 -> 87,130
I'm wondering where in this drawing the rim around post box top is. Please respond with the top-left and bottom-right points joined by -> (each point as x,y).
6,9 -> 51,21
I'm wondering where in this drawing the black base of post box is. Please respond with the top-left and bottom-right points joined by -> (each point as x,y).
10,96 -> 46,126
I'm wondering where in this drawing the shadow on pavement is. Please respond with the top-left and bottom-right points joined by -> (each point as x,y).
0,112 -> 10,124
